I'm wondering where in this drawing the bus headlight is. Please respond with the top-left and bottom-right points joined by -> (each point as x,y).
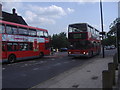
83,52 -> 86,54
68,52 -> 71,54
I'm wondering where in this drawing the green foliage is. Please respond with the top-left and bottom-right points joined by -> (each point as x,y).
51,32 -> 69,49
102,36 -> 116,46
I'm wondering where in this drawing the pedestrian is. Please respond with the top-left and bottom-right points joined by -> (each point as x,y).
51,47 -> 54,55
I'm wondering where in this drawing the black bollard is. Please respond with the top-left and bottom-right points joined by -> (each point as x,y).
102,70 -> 112,90
108,63 -> 116,85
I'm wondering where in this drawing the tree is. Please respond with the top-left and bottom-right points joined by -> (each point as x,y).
102,35 -> 116,46
51,32 -> 69,49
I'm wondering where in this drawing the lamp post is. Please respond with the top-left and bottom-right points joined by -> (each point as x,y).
100,0 -> 105,58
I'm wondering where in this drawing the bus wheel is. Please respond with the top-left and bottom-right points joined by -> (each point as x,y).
39,52 -> 44,58
8,55 -> 16,63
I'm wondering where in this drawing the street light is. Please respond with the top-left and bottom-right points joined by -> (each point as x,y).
100,0 -> 105,58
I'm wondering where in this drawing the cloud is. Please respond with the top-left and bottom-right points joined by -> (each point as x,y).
2,2 -> 74,28
24,10 -> 56,26
26,5 -> 67,18
23,4 -> 74,26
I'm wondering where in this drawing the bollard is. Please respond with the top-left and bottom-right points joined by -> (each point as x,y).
113,53 -> 118,70
102,70 -> 112,90
108,63 -> 116,85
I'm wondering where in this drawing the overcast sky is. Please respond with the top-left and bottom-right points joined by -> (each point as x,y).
2,1 -> 118,35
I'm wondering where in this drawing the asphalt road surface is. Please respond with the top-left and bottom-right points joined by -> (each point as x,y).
2,49 -> 116,89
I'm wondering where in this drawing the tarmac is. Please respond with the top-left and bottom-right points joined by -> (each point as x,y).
31,52 -> 120,89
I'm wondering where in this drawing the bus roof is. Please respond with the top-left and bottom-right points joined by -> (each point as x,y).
0,20 -> 48,32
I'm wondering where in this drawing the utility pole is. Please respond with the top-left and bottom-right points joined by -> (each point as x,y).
117,1 -> 120,63
100,0 -> 105,58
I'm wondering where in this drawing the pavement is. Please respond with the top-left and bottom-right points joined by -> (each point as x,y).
30,51 -> 120,89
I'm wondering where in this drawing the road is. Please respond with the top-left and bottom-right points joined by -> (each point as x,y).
2,49 -> 116,89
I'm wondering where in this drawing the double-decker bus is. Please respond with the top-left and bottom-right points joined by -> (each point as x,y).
1,20 -> 50,63
68,23 -> 101,57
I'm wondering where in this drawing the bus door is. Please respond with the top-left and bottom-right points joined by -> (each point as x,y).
2,42 -> 7,59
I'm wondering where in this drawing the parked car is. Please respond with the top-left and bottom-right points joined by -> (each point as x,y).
105,45 -> 115,50
105,46 -> 111,50
60,48 -> 68,52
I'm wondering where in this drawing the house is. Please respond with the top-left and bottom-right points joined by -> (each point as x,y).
2,8 -> 28,25
0,3 -> 27,25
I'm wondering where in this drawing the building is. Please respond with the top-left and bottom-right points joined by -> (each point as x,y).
0,3 -> 27,25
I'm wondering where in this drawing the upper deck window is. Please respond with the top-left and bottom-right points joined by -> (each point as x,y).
29,29 -> 36,36
19,27 -> 28,35
11,27 -> 18,34
0,24 -> 5,33
6,25 -> 18,34
6,26 -> 13,34
44,31 -> 48,38
68,24 -> 87,32
37,30 -> 44,37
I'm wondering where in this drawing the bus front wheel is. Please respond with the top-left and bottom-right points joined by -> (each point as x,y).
8,55 -> 16,63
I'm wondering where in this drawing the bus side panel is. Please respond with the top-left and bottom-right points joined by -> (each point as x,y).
2,52 -> 7,59
7,51 -> 39,59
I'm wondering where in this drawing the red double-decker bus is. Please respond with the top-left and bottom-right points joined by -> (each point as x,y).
68,23 -> 101,57
1,20 -> 50,63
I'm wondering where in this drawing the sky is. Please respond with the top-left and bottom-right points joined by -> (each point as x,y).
2,1 -> 118,35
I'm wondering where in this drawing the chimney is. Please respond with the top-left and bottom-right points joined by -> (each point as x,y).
12,8 -> 17,15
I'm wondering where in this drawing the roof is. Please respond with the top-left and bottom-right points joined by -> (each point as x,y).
2,10 -> 28,25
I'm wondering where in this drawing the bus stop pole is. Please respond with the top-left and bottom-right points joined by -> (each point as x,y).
100,0 -> 105,58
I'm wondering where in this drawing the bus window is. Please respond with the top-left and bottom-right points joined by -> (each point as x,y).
18,28 -> 28,35
44,31 -> 48,37
24,43 -> 29,51
7,43 -> 13,51
29,29 -> 36,36
29,43 -> 33,50
37,30 -> 44,37
13,43 -> 18,51
1,24 -> 5,33
68,27 -> 72,32
2,43 -> 6,51
6,26 -> 13,34
11,26 -> 18,34
19,43 -> 28,51
19,43 -> 24,51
